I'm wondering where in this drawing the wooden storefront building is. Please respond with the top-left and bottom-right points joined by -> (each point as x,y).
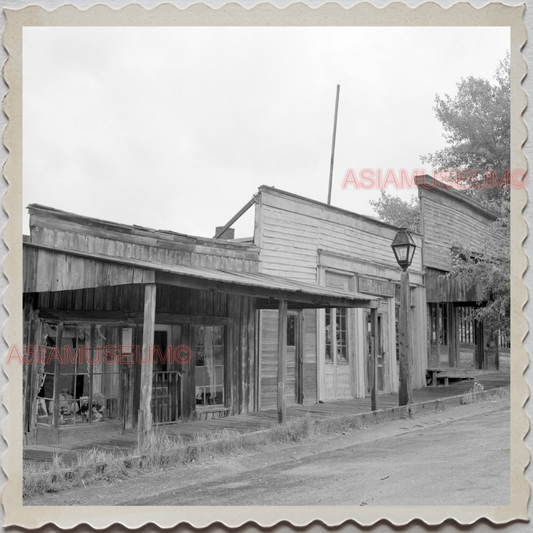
250,186 -> 427,406
416,174 -> 510,377
22,204 -> 379,445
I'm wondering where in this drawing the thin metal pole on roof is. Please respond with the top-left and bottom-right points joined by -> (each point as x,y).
327,84 -> 340,205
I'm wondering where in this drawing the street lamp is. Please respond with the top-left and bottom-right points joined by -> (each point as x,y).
391,228 -> 417,406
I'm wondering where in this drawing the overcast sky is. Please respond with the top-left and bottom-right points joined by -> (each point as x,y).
23,27 -> 509,238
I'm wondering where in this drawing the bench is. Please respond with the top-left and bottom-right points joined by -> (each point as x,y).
426,368 -> 476,387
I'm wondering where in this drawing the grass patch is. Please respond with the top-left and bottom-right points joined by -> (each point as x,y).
23,415 -> 314,497
461,385 -> 510,405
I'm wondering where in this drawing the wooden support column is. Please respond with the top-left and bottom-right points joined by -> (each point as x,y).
139,283 -> 156,440
277,299 -> 288,425
399,271 -> 413,406
370,307 -> 378,412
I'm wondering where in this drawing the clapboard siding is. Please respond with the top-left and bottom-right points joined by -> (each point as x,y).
418,183 -> 499,272
259,196 -> 422,278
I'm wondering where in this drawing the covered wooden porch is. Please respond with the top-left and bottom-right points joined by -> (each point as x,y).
23,234 -> 380,446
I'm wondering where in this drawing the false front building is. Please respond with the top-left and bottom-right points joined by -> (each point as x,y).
250,186 -> 427,408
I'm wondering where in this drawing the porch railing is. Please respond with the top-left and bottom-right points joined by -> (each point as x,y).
151,371 -> 181,425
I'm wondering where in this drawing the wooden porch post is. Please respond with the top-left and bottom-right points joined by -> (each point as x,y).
277,299 -> 288,424
370,307 -> 378,412
139,283 -> 156,441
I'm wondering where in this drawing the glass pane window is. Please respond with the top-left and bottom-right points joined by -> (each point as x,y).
325,309 -> 333,362
325,308 -> 348,363
336,308 -> 348,362
429,303 -> 448,347
287,315 -> 295,347
195,326 -> 225,407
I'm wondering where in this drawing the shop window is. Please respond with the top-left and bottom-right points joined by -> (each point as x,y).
458,307 -> 476,345
36,323 -> 121,427
195,326 -> 225,407
429,303 -> 448,347
287,315 -> 296,347
324,308 -> 348,363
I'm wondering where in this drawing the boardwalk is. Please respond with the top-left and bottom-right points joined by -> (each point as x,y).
23,371 -> 509,464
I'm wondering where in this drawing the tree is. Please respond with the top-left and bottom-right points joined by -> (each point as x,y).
421,52 -> 511,340
449,215 -> 510,337
420,52 -> 510,211
369,190 -> 420,233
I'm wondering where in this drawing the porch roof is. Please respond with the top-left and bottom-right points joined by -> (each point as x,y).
23,242 -> 379,309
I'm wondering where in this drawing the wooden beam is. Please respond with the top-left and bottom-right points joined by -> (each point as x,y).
256,300 -> 378,310
157,271 -> 376,308
277,300 -> 288,424
214,198 -> 256,239
154,313 -> 232,326
53,323 -> 63,429
370,307 -> 378,412
139,283 -> 156,437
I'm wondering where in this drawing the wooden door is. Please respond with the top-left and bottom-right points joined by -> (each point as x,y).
285,312 -> 302,406
365,310 -> 388,394
323,272 -> 353,400
152,325 -> 180,424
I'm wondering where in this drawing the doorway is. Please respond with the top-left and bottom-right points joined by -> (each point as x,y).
364,308 -> 389,394
151,325 -> 180,424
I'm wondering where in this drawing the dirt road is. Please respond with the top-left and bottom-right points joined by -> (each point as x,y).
27,398 -> 509,507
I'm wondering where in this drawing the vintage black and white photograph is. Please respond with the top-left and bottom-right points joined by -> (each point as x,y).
3,2 -> 529,528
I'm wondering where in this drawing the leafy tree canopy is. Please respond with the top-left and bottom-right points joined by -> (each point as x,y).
369,190 -> 420,233
420,53 -> 511,340
449,215 -> 510,337
420,52 -> 510,211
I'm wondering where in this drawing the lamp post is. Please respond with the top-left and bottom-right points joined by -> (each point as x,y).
391,228 -> 417,406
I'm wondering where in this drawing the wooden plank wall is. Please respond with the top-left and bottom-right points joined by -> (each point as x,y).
418,188 -> 498,272
259,308 -> 316,410
257,189 -> 422,281
425,267 -> 480,303
29,214 -> 259,274
23,246 -> 154,293
26,284 -> 257,422
255,188 -> 425,401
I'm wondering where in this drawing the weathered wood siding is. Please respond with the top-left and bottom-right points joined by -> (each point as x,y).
24,246 -> 154,293
29,208 -> 260,274
254,187 -> 425,400
256,188 -> 423,280
418,181 -> 499,272
425,267 -> 481,303
260,308 -> 316,409
25,284 -> 257,423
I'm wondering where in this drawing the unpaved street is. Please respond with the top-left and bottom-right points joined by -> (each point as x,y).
27,399 -> 510,507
